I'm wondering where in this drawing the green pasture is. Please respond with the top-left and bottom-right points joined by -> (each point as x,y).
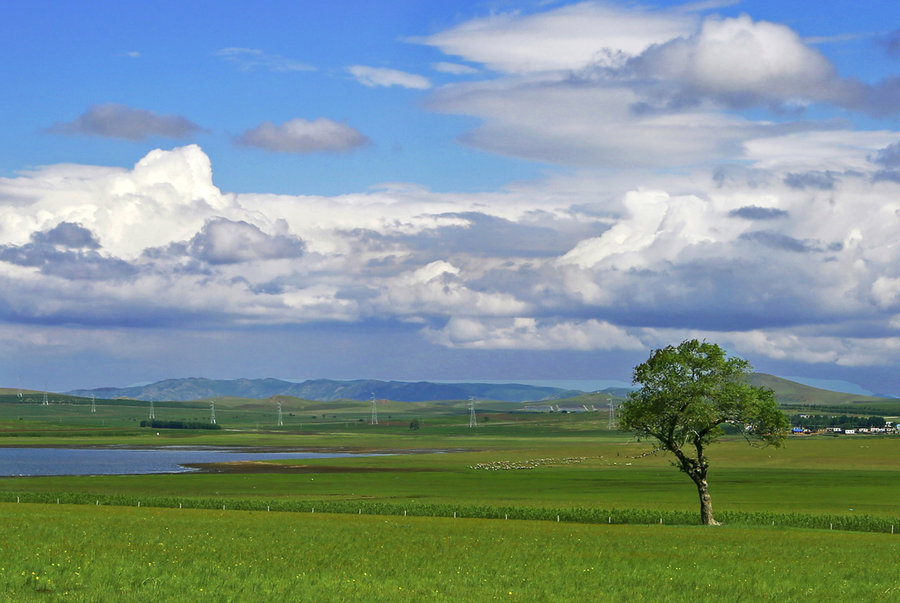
1,504 -> 897,601
1,394 -> 900,600
2,430 -> 899,518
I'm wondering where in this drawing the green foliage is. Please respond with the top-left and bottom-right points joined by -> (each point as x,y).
139,419 -> 222,430
621,340 -> 789,449
620,339 -> 790,524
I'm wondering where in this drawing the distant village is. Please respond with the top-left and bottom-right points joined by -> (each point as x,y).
787,413 -> 896,435
524,405 -> 898,435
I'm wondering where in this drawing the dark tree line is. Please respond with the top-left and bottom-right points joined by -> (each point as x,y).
790,414 -> 886,430
140,419 -> 222,430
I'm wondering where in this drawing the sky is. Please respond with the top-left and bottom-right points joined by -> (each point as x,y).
3,1 -> 900,395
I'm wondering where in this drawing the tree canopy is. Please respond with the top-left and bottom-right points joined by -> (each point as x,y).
619,339 -> 789,525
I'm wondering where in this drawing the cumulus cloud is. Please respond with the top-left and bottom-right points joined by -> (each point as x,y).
421,2 -> 695,73
7,129 -> 900,388
347,65 -> 431,89
235,118 -> 370,153
32,222 -> 101,249
0,222 -> 135,281
629,15 -> 841,109
178,218 -> 305,265
215,47 -> 315,72
728,206 -> 789,220
783,171 -> 837,190
47,103 -> 205,141
425,316 -> 644,351
871,141 -> 900,167
421,6 -> 900,171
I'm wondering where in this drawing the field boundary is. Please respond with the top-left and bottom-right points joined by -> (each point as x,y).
3,491 -> 897,535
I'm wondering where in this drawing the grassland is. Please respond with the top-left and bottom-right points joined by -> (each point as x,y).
1,393 -> 899,600
2,504 -> 898,601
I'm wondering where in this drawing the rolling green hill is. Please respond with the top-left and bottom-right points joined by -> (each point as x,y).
747,373 -> 895,406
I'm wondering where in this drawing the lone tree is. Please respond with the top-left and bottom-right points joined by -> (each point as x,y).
619,339 -> 788,525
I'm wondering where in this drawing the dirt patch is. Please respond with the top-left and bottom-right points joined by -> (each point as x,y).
183,461 -> 440,474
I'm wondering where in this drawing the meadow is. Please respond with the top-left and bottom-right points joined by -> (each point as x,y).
2,504 -> 898,601
1,393 -> 899,600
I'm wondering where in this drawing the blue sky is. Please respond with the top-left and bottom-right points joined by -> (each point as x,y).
3,1 -> 900,395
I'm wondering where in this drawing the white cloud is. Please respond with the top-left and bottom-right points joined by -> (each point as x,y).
421,2 -> 695,73
47,103 -> 205,141
5,136 -> 900,381
421,6 -> 899,171
371,260 -> 528,318
431,62 -> 479,75
235,118 -> 370,153
428,76 -> 770,168
347,65 -> 431,89
425,316 -> 644,351
215,47 -> 315,72
631,14 -> 841,107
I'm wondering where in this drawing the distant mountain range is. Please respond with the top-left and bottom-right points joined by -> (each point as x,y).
65,374 -> 897,405
67,378 -> 592,403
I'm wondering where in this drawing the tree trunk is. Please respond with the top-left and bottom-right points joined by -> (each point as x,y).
695,476 -> 719,525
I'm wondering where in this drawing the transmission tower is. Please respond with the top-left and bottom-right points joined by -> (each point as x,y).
468,396 -> 477,428
608,398 -> 616,430
276,400 -> 284,427
42,389 -> 49,406
210,400 -> 216,425
370,393 -> 378,425
91,394 -> 96,414
149,399 -> 155,420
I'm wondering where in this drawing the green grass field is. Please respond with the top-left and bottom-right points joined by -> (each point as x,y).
1,395 -> 899,600
2,504 -> 898,601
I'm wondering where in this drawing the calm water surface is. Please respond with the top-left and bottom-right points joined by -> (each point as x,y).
0,447 -> 380,476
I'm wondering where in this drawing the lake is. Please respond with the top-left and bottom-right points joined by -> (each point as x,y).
0,447 -> 382,476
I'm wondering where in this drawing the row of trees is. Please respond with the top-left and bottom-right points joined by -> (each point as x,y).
139,419 -> 222,430
790,414 -> 887,429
